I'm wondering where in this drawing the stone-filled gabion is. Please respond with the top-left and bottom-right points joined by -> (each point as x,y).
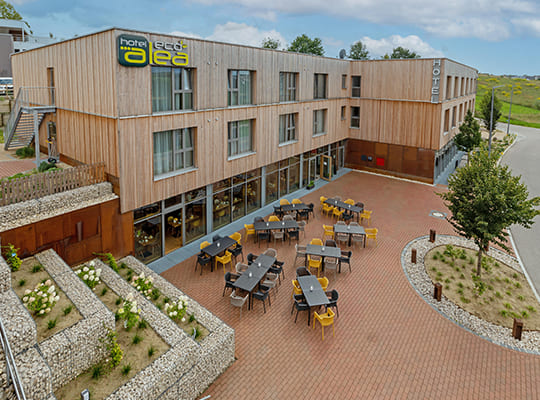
402,234 -> 540,354
0,256 -> 10,293
0,182 -> 117,232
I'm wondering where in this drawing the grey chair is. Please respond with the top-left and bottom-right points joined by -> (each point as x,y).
230,290 -> 249,319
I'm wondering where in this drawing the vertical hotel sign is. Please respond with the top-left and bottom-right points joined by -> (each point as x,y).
117,34 -> 189,67
431,59 -> 441,103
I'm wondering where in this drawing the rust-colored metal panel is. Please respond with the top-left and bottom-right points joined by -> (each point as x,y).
63,205 -> 101,241
36,216 -> 65,247
0,224 -> 35,258
64,236 -> 102,265
387,144 -> 403,172
403,147 -> 418,161
374,142 -> 388,157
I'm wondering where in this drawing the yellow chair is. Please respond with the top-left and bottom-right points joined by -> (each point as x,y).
333,207 -> 344,220
215,251 -> 233,274
244,224 -> 256,242
310,238 -> 323,246
292,198 -> 302,204
320,196 -> 328,206
344,199 -> 355,205
308,255 -> 322,277
317,277 -> 329,291
313,309 -> 335,340
322,203 -> 334,216
200,241 -> 211,250
280,199 -> 290,206
323,225 -> 334,240
365,228 -> 378,246
229,232 -> 242,245
360,210 -> 372,226
268,215 -> 280,222
291,279 -> 303,298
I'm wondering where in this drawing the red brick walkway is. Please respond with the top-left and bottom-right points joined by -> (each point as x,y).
162,171 -> 540,399
0,160 -> 36,178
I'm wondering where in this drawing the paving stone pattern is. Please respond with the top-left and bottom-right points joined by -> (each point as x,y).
161,171 -> 540,399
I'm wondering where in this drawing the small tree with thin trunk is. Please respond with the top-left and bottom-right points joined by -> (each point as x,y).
438,149 -> 540,276
454,109 -> 481,165
261,37 -> 280,50
349,41 -> 369,60
287,34 -> 324,56
478,91 -> 502,130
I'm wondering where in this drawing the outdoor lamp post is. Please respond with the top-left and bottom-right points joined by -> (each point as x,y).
488,84 -> 504,157
507,83 -> 515,136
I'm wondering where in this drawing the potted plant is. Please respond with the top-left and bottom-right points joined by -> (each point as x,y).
306,181 -> 315,190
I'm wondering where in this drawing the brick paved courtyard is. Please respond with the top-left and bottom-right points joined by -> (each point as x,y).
162,171 -> 540,399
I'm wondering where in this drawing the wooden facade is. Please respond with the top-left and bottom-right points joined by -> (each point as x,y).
11,28 -> 478,214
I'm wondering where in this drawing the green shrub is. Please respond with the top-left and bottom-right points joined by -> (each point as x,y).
103,329 -> 123,368
132,334 -> 143,345
148,346 -> 155,357
138,319 -> 148,330
15,146 -> 35,158
3,244 -> 21,271
31,264 -> 43,273
37,161 -> 57,172
92,364 -> 103,380
63,305 -> 72,315
121,364 -> 132,376
18,279 -> 26,287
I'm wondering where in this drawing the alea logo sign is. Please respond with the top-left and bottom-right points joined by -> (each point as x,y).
117,34 -> 189,67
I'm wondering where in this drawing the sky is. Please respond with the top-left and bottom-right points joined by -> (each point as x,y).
12,0 -> 540,75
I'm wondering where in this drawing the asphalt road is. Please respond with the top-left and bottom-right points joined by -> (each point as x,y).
500,123 -> 540,296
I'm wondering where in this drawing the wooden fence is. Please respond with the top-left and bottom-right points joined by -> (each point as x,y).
0,163 -> 106,206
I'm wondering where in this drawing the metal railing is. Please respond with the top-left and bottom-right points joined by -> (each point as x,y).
0,316 -> 27,400
5,87 -> 55,147
0,163 -> 106,206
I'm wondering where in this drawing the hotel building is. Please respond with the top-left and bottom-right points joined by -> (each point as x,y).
8,28 -> 477,263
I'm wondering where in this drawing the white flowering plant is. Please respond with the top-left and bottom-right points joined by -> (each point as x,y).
131,272 -> 159,300
117,292 -> 140,330
164,295 -> 189,323
22,280 -> 60,316
75,261 -> 102,290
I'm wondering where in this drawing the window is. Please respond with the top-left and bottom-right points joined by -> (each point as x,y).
279,72 -> 297,101
351,106 -> 360,128
446,76 -> 452,100
313,109 -> 326,135
152,67 -> 193,112
228,120 -> 253,157
352,76 -> 361,97
341,106 -> 346,120
228,70 -> 252,106
342,74 -> 347,89
454,77 -> 459,98
452,106 -> 457,127
153,128 -> 194,176
444,109 -> 450,132
279,113 -> 297,143
313,74 -> 327,99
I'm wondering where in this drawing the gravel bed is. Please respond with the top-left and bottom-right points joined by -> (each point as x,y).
402,234 -> 540,354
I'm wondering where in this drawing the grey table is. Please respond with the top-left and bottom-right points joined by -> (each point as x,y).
297,275 -> 329,325
325,198 -> 363,221
305,244 -> 341,272
334,224 -> 366,247
254,220 -> 299,243
281,203 -> 309,213
201,236 -> 238,271
233,254 -> 276,309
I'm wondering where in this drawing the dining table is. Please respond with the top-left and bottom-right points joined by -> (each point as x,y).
233,254 -> 276,309
201,236 -> 238,271
297,275 -> 329,325
253,220 -> 299,242
305,244 -> 341,272
324,198 -> 363,221
334,223 -> 366,247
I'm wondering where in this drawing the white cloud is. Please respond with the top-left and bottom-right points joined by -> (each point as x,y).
361,35 -> 444,58
206,22 -> 286,48
189,0 -> 539,41
169,31 -> 203,39
511,18 -> 540,37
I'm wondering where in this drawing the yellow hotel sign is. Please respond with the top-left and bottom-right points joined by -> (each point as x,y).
117,34 -> 189,67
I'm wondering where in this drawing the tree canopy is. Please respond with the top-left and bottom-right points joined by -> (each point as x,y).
261,37 -> 280,50
454,109 -> 482,161
349,41 -> 369,60
383,46 -> 420,59
438,150 -> 540,275
287,34 -> 324,56
478,91 -> 502,130
0,0 -> 30,30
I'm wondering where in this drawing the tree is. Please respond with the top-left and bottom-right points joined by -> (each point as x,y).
261,37 -> 280,50
287,34 -> 324,56
0,1 -> 30,31
386,46 -> 420,59
349,41 -> 369,60
478,91 -> 502,130
454,109 -> 481,164
438,150 -> 540,276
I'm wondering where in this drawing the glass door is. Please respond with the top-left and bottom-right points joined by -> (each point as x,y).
321,155 -> 332,181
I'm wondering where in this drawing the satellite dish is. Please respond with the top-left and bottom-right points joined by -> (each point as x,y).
339,49 -> 347,59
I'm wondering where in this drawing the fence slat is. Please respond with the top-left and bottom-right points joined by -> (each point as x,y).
0,163 -> 105,206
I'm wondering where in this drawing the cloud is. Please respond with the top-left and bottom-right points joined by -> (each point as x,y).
169,30 -> 203,39
189,0 -> 539,41
206,22 -> 286,48
512,18 -> 540,37
361,35 -> 444,58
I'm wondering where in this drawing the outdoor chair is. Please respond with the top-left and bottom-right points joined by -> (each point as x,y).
308,254 -> 322,277
253,284 -> 272,313
263,272 -> 279,297
307,203 -> 315,220
344,199 -> 355,205
230,290 -> 249,319
200,241 -> 211,250
235,262 -> 249,274
360,210 -> 372,226
297,209 -> 309,221
296,266 -> 311,277
287,228 -> 300,244
244,224 -> 256,243
336,221 -> 346,226
257,230 -> 270,246
291,294 -> 310,325
365,228 -> 378,246
230,240 -> 244,263
292,198 -> 302,204
215,250 -> 233,274
222,272 -> 240,296
273,205 -> 285,219
351,233 -> 365,248
246,253 -> 256,264
333,207 -> 345,220
335,232 -> 349,247
264,248 -> 278,258
212,234 -> 222,242
294,244 -> 307,267
334,196 -> 342,201
269,215 -> 280,222
269,261 -> 285,284
283,214 -> 295,221
297,220 -> 307,238
322,203 -> 334,217
325,289 -> 339,317
279,199 -> 290,206
291,279 -> 303,298
310,238 -> 323,246
323,225 -> 334,241
324,257 -> 339,280
339,250 -> 352,273
317,276 -> 329,291
325,239 -> 337,247
254,216 -> 264,223
194,252 -> 212,275
313,309 -> 336,340
271,228 -> 286,245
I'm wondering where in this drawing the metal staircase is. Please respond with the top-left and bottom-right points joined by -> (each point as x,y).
4,87 -> 55,151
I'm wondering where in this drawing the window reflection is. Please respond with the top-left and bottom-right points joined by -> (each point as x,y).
213,190 -> 231,229
134,216 -> 161,264
185,199 -> 206,243
232,184 -> 245,221
247,178 -> 260,213
266,171 -> 278,204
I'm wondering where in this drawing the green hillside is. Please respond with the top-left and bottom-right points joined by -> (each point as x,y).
475,74 -> 540,129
